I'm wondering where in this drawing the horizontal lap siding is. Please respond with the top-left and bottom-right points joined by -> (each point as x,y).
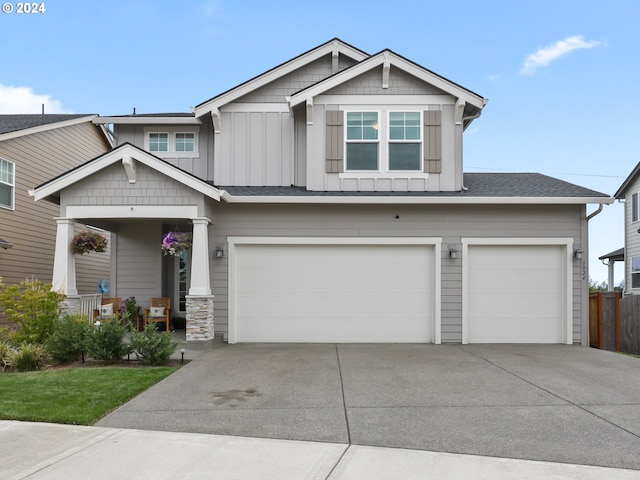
207,202 -> 584,342
0,123 -> 110,293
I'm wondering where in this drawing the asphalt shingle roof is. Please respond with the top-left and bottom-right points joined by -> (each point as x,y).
0,114 -> 93,135
219,173 -> 609,198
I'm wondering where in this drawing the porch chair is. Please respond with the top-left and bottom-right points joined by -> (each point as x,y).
144,297 -> 171,331
92,297 -> 123,323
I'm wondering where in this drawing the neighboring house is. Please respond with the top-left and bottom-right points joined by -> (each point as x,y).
31,39 -> 612,345
613,163 -> 640,293
0,114 -> 112,301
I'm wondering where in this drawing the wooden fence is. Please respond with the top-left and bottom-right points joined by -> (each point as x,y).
589,292 -> 620,351
620,295 -> 640,355
590,292 -> 640,355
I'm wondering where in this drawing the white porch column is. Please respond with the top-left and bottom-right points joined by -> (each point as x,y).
189,217 -> 211,295
52,218 -> 77,295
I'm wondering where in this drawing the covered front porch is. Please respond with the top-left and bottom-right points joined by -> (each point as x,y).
30,143 -> 222,342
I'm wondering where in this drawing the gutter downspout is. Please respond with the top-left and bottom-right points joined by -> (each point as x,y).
460,111 -> 482,192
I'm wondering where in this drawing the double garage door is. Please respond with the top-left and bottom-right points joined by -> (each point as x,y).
229,239 -> 570,344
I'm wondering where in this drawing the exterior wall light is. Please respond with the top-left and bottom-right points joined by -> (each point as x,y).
449,248 -> 458,259
215,248 -> 224,258
574,249 -> 583,260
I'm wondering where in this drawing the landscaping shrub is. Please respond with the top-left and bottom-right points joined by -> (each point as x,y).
0,340 -> 17,372
0,278 -> 64,345
8,343 -> 50,372
45,314 -> 91,364
130,323 -> 179,366
86,319 -> 132,363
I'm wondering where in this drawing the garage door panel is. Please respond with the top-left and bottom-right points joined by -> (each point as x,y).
234,243 -> 435,343
467,244 -> 566,343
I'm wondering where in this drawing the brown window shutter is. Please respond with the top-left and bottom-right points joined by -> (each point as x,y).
424,110 -> 442,173
326,110 -> 344,173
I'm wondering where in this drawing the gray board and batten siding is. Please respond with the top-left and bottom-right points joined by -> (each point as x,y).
203,201 -> 587,344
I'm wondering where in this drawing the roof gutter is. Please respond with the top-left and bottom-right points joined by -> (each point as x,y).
586,203 -> 604,221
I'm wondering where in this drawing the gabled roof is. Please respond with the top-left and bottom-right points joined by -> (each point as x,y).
599,247 -> 624,261
218,173 -> 612,205
614,161 -> 640,199
0,114 -> 111,144
30,143 -> 221,204
288,49 -> 486,111
194,38 -> 369,116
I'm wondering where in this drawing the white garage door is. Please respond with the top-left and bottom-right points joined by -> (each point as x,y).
232,242 -> 435,343
466,244 -> 567,343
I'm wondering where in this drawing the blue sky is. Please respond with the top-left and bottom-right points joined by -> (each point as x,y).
1,0 -> 637,284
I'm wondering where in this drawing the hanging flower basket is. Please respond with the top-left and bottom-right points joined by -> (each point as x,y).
71,231 -> 108,254
161,232 -> 192,257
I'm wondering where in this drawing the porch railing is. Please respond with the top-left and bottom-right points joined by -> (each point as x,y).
77,294 -> 102,320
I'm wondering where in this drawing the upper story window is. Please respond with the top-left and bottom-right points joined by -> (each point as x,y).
175,133 -> 195,152
149,133 -> 169,152
389,112 -> 421,171
346,112 -> 379,171
633,193 -> 639,222
145,128 -> 199,157
344,111 -> 422,172
632,256 -> 640,288
0,157 -> 15,210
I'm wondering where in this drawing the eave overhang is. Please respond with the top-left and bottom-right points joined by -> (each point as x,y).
193,38 -> 369,117
220,192 -> 613,205
288,49 -> 487,112
30,143 -> 221,205
92,116 -> 201,125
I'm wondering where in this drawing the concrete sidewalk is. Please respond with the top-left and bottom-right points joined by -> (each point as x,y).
2,421 -> 640,480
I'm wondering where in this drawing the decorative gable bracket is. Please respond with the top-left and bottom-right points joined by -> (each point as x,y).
122,155 -> 136,183
382,54 -> 391,89
455,99 -> 466,125
211,108 -> 221,133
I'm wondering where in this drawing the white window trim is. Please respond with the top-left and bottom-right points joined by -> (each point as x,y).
144,127 -> 199,157
344,110 -> 381,172
632,192 -> 639,222
0,157 -> 15,211
387,110 -> 423,173
343,109 -> 424,174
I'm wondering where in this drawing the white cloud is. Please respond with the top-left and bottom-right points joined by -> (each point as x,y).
0,84 -> 71,114
520,36 -> 600,75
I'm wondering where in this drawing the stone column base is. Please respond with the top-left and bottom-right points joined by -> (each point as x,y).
186,295 -> 214,342
59,295 -> 82,319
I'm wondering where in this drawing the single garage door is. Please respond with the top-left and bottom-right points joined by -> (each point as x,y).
466,244 -> 566,343
232,242 -> 435,343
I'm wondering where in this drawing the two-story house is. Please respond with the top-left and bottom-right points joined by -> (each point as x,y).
0,114 -> 112,307
613,164 -> 640,293
31,39 -> 611,345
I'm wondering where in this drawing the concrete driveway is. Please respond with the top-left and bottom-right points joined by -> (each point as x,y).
96,343 -> 640,470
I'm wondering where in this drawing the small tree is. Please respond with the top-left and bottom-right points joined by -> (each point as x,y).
0,278 -> 64,345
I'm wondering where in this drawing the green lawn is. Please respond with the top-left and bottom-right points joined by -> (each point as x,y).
0,366 -> 177,425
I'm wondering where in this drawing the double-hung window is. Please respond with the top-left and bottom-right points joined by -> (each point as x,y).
149,133 -> 169,152
346,112 -> 379,171
389,112 -> 422,171
0,157 -> 15,209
